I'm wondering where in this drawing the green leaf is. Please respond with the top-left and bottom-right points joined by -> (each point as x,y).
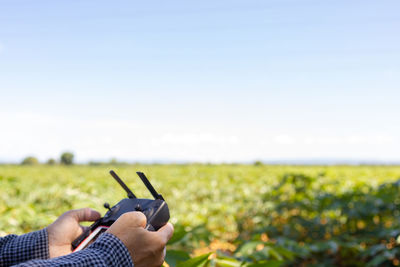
165,250 -> 191,267
266,247 -> 283,261
176,253 -> 212,267
245,260 -> 283,267
235,241 -> 263,257
214,258 -> 242,267
366,255 -> 388,267
273,246 -> 295,260
213,253 -> 243,267
168,225 -> 188,245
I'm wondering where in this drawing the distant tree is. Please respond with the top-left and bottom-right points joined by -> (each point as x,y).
109,158 -> 129,165
88,161 -> 102,166
253,160 -> 263,166
60,152 -> 74,165
46,158 -> 56,165
109,158 -> 118,165
21,156 -> 39,165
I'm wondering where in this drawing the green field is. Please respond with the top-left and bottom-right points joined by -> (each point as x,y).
1,165 -> 400,266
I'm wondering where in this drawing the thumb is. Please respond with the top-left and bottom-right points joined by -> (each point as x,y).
120,211 -> 147,228
156,223 -> 174,244
66,208 -> 101,222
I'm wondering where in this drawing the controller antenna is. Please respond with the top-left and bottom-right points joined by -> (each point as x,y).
136,172 -> 164,201
109,170 -> 137,199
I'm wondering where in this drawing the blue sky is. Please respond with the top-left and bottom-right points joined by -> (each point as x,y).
0,0 -> 399,163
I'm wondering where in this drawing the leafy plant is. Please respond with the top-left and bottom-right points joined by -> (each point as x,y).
60,152 -> 74,165
21,156 -> 39,165
1,165 -> 400,266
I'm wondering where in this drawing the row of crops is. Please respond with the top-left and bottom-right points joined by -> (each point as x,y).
1,165 -> 400,266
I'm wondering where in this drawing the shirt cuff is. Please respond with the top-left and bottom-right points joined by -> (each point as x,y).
21,229 -> 49,260
88,232 -> 134,267
0,229 -> 49,266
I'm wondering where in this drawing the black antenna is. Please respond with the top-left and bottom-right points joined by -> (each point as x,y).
109,170 -> 136,199
136,172 -> 164,200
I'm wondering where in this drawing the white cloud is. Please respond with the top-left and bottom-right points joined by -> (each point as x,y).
0,112 -> 242,162
274,135 -> 296,145
303,135 -> 394,146
0,112 -> 399,163
152,133 -> 239,146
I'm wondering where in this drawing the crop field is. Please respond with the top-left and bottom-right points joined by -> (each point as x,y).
1,165 -> 400,266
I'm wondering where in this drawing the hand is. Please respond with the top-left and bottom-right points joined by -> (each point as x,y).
46,208 -> 101,258
107,212 -> 174,267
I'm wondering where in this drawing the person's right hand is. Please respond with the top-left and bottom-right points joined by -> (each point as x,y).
106,211 -> 174,267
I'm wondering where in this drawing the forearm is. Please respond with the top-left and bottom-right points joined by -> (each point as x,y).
0,229 -> 48,266
13,233 -> 134,267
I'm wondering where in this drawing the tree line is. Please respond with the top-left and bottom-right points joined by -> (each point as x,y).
21,152 -> 74,165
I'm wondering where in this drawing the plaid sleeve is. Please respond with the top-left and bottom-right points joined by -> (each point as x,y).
0,229 -> 48,266
13,233 -> 134,267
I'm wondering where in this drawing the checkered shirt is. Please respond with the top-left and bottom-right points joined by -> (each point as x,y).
0,230 -> 134,266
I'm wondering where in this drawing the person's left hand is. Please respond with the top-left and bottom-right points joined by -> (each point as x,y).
46,208 -> 101,258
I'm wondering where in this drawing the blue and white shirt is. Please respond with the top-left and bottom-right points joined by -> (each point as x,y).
0,229 -> 134,266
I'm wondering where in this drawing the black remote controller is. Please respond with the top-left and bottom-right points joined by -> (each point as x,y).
71,170 -> 170,251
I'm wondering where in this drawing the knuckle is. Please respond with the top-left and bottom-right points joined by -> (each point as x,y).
153,235 -> 165,248
82,207 -> 91,217
133,211 -> 146,220
132,211 -> 147,226
119,211 -> 136,222
118,211 -> 147,226
123,211 -> 144,220
119,212 -> 132,220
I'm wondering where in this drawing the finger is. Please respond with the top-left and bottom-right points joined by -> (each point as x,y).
73,225 -> 90,239
80,225 -> 90,232
156,223 -> 174,244
121,211 -> 147,228
68,208 -> 101,222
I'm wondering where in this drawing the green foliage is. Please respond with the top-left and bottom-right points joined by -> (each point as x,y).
60,152 -> 74,165
46,158 -> 56,165
0,165 -> 400,266
165,250 -> 191,267
176,253 -> 211,267
253,161 -> 263,166
21,156 -> 39,165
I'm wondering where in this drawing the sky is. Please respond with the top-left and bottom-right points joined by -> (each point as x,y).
0,0 -> 399,163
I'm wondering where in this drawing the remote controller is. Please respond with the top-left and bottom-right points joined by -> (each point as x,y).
71,170 -> 170,251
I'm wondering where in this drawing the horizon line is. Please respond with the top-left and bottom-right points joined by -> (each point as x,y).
1,158 -> 400,166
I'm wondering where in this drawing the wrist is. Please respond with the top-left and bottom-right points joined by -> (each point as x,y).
88,232 -> 134,267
